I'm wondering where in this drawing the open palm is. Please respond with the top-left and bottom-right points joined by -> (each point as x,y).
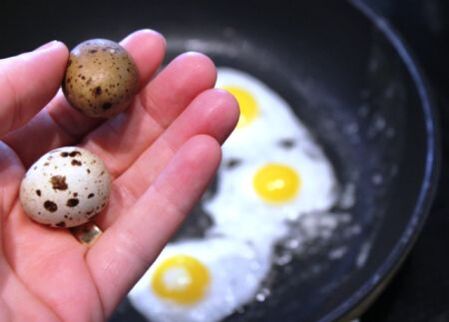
0,30 -> 238,322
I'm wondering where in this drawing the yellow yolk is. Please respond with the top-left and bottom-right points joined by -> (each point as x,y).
151,255 -> 210,305
253,163 -> 301,204
222,86 -> 259,128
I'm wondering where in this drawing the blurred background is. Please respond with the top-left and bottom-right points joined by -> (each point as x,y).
362,0 -> 449,321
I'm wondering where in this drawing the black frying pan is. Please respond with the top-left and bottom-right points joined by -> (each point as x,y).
0,0 -> 439,321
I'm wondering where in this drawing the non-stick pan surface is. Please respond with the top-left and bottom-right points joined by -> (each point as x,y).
0,1 -> 439,321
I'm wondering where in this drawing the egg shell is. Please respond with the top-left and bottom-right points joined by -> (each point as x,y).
19,147 -> 111,228
62,39 -> 139,118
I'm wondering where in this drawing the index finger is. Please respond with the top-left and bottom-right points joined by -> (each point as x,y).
0,41 -> 68,138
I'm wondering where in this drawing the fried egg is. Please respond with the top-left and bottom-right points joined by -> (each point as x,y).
128,238 -> 271,322
216,67 -> 310,160
204,143 -> 338,245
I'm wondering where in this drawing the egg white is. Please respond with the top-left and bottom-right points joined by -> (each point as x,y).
128,238 -> 271,322
216,67 -> 310,161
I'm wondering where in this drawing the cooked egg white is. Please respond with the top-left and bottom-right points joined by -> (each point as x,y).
128,238 -> 271,322
216,67 -> 310,161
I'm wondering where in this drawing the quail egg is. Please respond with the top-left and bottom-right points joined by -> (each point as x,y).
62,39 -> 139,118
19,147 -> 111,228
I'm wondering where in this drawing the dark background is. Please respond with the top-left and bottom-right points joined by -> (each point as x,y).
362,0 -> 449,321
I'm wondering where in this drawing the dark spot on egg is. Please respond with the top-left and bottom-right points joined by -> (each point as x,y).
73,192 -> 78,197
44,162 -> 50,166
67,59 -> 72,67
93,86 -> 102,97
61,152 -> 69,157
89,49 -> 98,54
66,198 -> 79,207
56,221 -> 66,228
88,193 -> 95,199
44,201 -> 57,212
71,159 -> 82,166
87,169 -> 91,174
36,189 -> 41,197
102,102 -> 112,110
69,151 -> 81,157
50,175 -> 68,190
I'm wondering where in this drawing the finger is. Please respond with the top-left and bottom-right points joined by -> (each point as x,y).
0,142 -> 25,217
0,41 -> 68,138
86,135 -> 222,316
4,29 -> 166,166
97,89 -> 238,227
82,52 -> 217,177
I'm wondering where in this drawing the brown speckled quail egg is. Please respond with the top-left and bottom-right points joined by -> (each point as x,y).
62,39 -> 139,118
19,146 -> 111,228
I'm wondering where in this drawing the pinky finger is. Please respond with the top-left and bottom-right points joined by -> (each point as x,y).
85,134 -> 221,316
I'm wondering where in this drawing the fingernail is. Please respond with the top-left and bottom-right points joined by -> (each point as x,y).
121,29 -> 166,47
35,40 -> 61,52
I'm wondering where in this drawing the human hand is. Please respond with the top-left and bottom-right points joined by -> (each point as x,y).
0,30 -> 239,322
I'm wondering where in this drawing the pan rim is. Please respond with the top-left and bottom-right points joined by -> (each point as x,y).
322,1 -> 441,321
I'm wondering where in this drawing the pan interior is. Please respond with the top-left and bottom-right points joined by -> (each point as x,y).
0,1 -> 435,321
154,2 -> 430,322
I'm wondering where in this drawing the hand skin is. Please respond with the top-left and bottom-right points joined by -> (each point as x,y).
0,30 -> 239,322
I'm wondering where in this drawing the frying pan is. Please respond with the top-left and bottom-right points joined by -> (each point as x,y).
0,0 -> 439,321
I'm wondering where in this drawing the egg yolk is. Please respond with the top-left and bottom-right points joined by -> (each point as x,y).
253,163 -> 301,203
151,254 -> 210,305
222,86 -> 259,128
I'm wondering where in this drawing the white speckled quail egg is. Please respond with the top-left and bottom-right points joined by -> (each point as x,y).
19,146 -> 111,228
